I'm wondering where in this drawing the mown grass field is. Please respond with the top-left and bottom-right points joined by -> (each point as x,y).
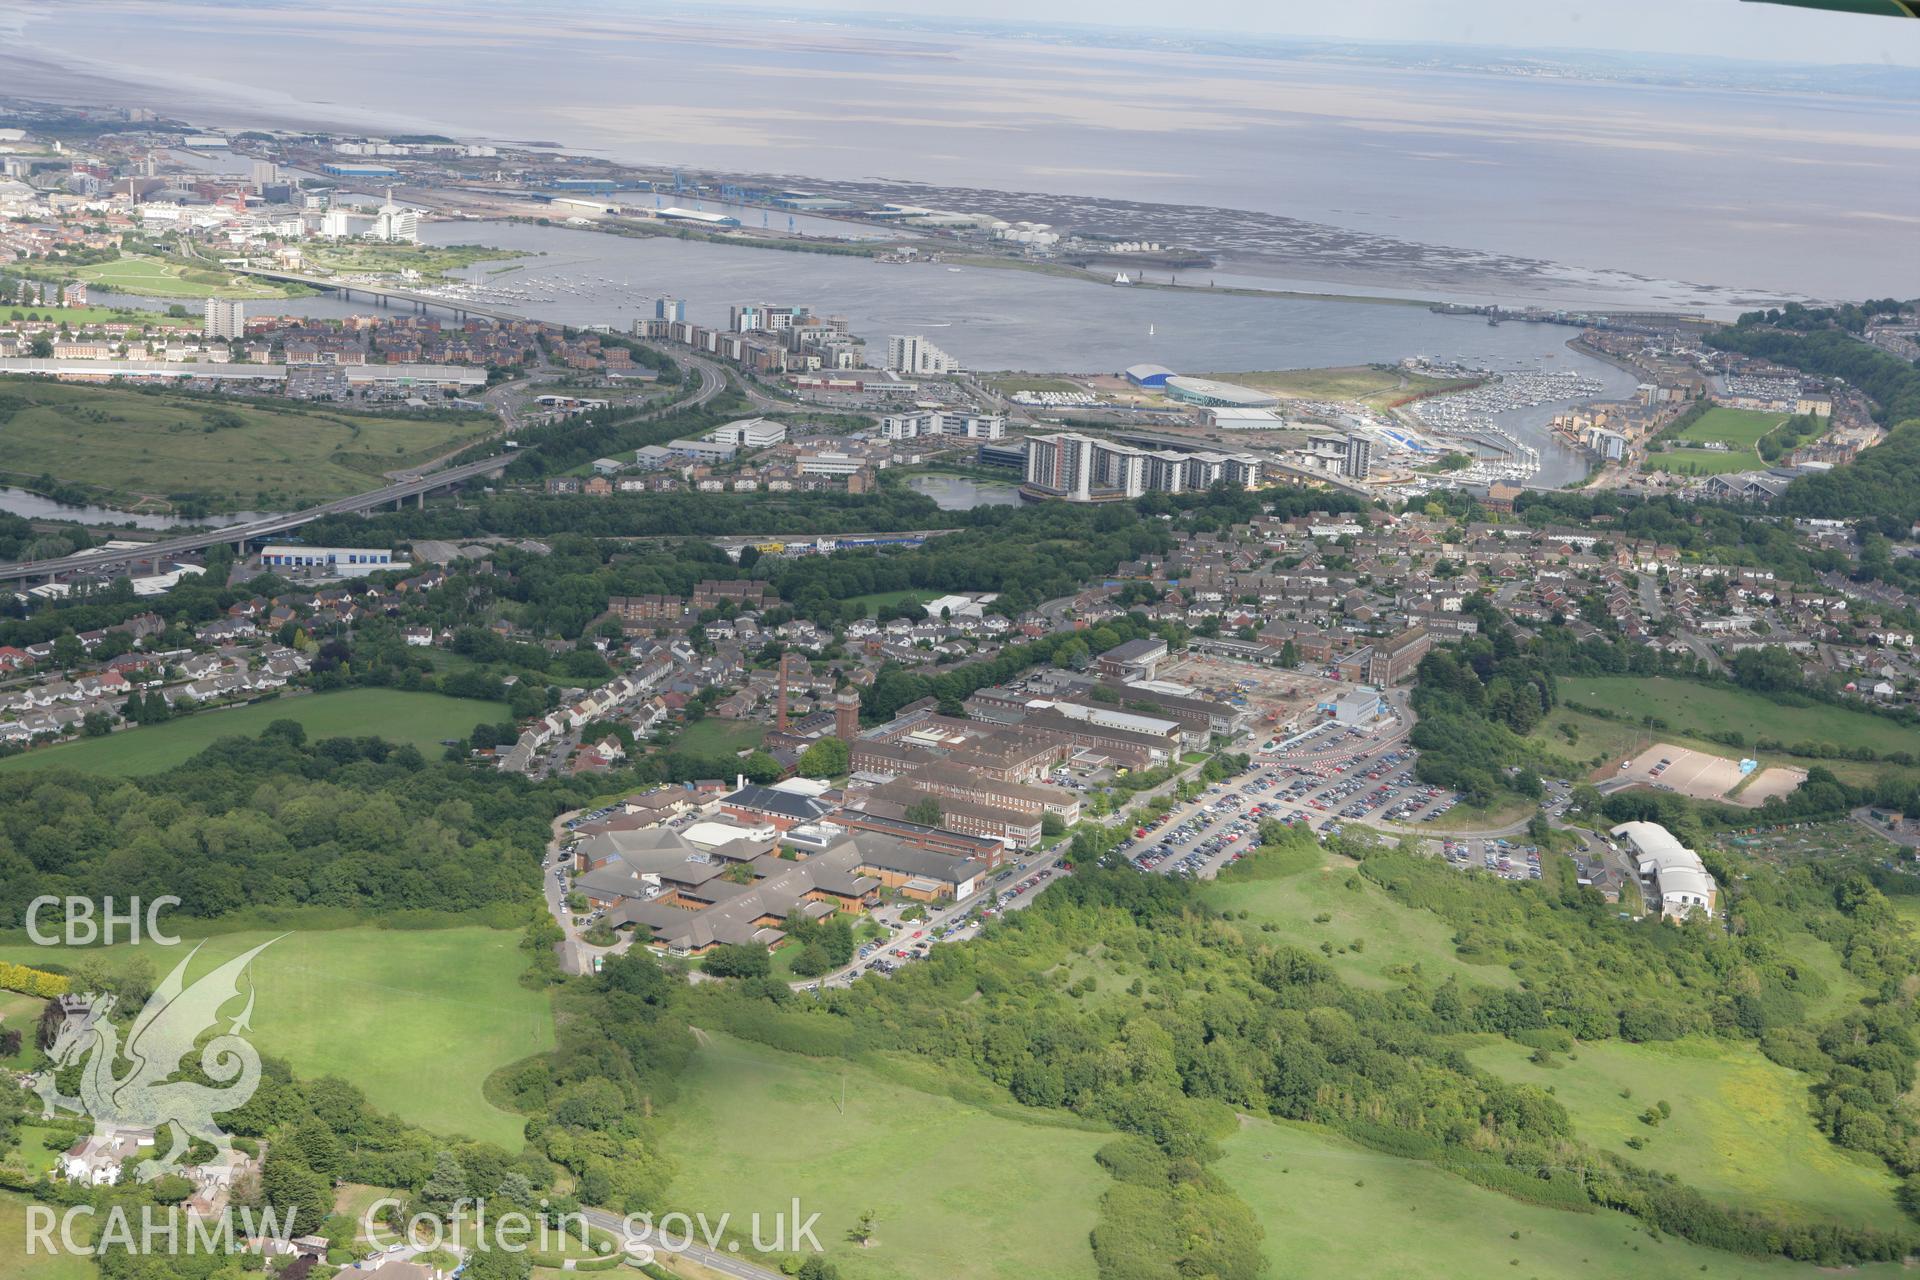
844,588 -> 941,616
1643,407 -> 1790,477
1543,676 -> 1916,759
0,1192 -> 98,1280
670,717 -> 767,757
0,991 -> 44,1072
0,689 -> 506,777
69,254 -> 286,299
1200,841 -> 1517,990
0,927 -> 549,1148
1645,448 -> 1764,476
1466,1036 -> 1905,1231
0,377 -> 496,510
4,1127 -> 65,1179
1675,407 -> 1788,448
1219,1118 -> 1906,1280
659,1034 -> 1106,1280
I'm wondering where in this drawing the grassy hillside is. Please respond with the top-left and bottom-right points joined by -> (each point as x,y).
659,1033 -> 1107,1280
1466,1036 -> 1906,1231
0,689 -> 505,777
0,927 -> 549,1148
1219,1118 -> 1906,1280
1200,839 -> 1517,990
0,377 -> 495,510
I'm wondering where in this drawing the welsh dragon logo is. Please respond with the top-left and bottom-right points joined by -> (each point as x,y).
35,939 -> 278,1181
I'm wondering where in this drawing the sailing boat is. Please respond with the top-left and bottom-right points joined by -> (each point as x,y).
1148,323 -> 1156,338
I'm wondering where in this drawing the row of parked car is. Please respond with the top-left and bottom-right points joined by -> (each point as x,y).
1441,838 -> 1544,881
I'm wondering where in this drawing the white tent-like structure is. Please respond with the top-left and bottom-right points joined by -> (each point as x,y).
1610,821 -> 1718,920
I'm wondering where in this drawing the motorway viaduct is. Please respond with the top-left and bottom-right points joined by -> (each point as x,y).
0,457 -> 509,585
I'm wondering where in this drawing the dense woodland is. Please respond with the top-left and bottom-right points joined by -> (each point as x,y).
0,723 -> 574,926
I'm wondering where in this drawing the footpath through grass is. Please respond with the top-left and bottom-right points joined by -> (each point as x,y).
1466,1036 -> 1906,1232
0,927 -> 549,1148
0,689 -> 506,776
659,1033 -> 1106,1280
1219,1118 -> 1904,1280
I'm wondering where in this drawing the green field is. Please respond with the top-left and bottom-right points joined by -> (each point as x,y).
1676,408 -> 1789,448
0,1192 -> 97,1280
1197,364 -> 1479,409
1645,448 -> 1763,476
307,243 -> 524,281
1645,409 -> 1795,475
1201,842 -> 1517,990
0,378 -> 497,510
0,689 -> 507,776
0,927 -> 549,1148
69,254 -> 287,299
660,1034 -> 1106,1280
670,718 -> 767,757
4,304 -> 198,329
844,588 -> 941,616
1467,1036 -> 1905,1231
4,1127 -> 65,1180
1542,676 -> 1917,760
1218,1118 -> 1904,1280
0,991 -> 44,1073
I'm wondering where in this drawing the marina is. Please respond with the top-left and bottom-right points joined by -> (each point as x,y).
1400,364 -> 1608,486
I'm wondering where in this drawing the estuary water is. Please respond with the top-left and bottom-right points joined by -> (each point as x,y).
0,0 -> 1914,301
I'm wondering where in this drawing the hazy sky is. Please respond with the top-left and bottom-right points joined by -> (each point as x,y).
707,0 -> 1920,66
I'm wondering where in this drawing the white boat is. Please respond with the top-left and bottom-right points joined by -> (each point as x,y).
1148,323 -> 1155,337
1113,272 -> 1133,286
